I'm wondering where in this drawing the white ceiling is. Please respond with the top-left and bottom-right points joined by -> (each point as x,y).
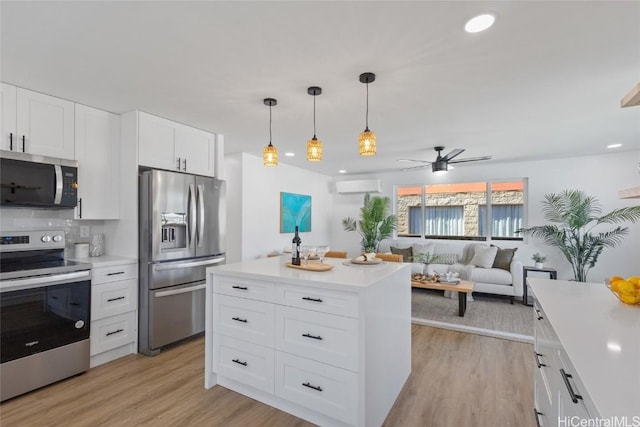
2,1 -> 639,176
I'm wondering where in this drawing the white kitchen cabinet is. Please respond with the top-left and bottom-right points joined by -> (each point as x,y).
1,83 -> 74,159
138,111 -> 216,177
87,258 -> 138,368
74,104 -> 120,219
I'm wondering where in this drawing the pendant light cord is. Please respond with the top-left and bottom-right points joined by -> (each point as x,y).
269,104 -> 273,145
313,94 -> 317,138
365,83 -> 369,130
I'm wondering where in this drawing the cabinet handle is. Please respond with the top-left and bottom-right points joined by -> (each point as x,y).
9,132 -> 13,150
232,316 -> 247,323
302,382 -> 322,392
560,368 -> 583,403
535,309 -> 543,320
533,408 -> 543,427
21,135 -> 25,152
302,296 -> 323,303
78,197 -> 82,218
182,158 -> 187,171
106,328 -> 124,337
106,271 -> 125,276
176,157 -> 181,170
534,351 -> 546,368
232,358 -> 247,367
232,285 -> 248,290
107,296 -> 126,302
302,333 -> 323,341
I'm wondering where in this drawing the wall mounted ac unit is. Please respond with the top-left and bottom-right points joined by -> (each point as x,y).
335,179 -> 382,194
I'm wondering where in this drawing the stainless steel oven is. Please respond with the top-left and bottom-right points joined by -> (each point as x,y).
0,230 -> 91,402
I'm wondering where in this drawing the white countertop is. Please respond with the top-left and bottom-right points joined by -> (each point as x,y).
530,278 -> 640,419
68,255 -> 137,268
207,256 -> 410,291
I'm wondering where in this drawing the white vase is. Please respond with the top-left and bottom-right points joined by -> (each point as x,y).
535,262 -> 544,269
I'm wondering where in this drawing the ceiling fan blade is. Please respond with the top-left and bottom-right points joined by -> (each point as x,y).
441,148 -> 464,162
401,164 -> 431,171
449,155 -> 493,164
397,159 -> 432,164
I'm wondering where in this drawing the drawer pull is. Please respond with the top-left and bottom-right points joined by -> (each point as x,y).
232,285 -> 248,290
560,369 -> 583,403
106,271 -> 125,276
302,333 -> 323,341
232,358 -> 247,367
232,316 -> 248,323
107,296 -> 126,302
302,296 -> 323,303
534,351 -> 546,368
106,328 -> 124,337
533,408 -> 543,427
302,382 -> 323,392
534,309 -> 543,320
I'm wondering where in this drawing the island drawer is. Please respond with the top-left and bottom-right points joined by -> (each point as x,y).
215,277 -> 275,303
92,263 -> 137,285
275,305 -> 358,372
91,278 -> 138,321
275,285 -> 359,318
275,351 -> 358,426
215,294 -> 275,347
216,335 -> 274,394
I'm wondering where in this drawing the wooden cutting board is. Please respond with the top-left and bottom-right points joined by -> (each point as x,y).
286,262 -> 334,271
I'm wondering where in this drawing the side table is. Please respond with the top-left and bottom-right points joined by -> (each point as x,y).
522,266 -> 557,306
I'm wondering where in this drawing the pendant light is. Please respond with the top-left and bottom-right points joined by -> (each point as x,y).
359,72 -> 376,156
306,86 -> 322,162
263,98 -> 278,166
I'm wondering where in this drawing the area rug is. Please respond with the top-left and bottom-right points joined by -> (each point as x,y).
411,288 -> 534,343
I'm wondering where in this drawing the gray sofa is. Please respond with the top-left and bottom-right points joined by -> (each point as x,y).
378,238 -> 523,302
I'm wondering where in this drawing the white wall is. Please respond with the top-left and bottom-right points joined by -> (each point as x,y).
225,153 -> 333,262
330,150 -> 640,282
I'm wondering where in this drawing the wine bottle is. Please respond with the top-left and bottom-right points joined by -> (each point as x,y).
292,226 -> 301,265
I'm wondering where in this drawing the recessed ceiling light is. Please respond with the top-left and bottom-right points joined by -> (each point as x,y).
338,170 -> 346,174
464,13 -> 496,33
607,143 -> 623,149
284,152 -> 295,157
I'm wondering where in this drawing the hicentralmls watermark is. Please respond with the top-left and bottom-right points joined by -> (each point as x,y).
559,416 -> 640,427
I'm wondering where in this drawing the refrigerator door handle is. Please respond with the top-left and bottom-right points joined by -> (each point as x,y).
187,183 -> 197,247
155,284 -> 206,298
152,257 -> 225,271
197,184 -> 205,247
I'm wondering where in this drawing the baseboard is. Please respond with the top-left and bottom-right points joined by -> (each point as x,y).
411,317 -> 534,344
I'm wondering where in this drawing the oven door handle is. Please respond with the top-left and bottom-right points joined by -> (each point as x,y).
0,270 -> 91,293
154,283 -> 206,298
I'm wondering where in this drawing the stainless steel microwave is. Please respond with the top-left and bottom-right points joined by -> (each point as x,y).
0,151 -> 78,208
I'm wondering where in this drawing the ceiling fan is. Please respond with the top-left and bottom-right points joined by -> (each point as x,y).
398,146 -> 492,174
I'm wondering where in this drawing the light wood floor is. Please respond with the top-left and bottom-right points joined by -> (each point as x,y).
0,325 -> 536,427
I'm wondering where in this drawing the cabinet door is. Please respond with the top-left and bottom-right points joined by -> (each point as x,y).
1,83 -> 17,151
16,87 -> 74,159
138,112 -> 177,171
175,124 -> 215,176
75,104 -> 120,219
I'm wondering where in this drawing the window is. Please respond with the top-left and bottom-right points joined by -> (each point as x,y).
396,179 -> 526,241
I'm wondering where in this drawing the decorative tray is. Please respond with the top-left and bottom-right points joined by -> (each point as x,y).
286,262 -> 334,271
351,257 -> 383,265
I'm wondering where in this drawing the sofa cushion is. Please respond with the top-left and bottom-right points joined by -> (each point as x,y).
412,242 -> 435,259
492,246 -> 518,271
438,253 -> 459,265
391,246 -> 413,261
469,246 -> 498,268
460,243 -> 487,265
470,267 -> 513,285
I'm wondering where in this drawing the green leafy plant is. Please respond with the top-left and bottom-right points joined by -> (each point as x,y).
532,252 -> 546,263
342,193 -> 397,253
517,190 -> 640,282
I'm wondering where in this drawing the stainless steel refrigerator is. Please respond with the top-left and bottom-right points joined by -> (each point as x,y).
138,169 -> 226,356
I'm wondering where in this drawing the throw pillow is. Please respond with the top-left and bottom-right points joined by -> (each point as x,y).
492,246 -> 518,271
391,246 -> 413,261
412,242 -> 435,260
469,245 -> 498,269
460,243 -> 486,265
437,253 -> 459,265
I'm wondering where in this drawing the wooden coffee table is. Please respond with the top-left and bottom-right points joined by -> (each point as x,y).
411,279 -> 476,317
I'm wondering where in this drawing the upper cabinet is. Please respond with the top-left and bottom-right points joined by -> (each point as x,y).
75,104 -> 121,219
138,111 -> 216,177
1,83 -> 75,159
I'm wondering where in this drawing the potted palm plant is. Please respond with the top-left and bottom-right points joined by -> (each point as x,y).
342,193 -> 397,253
517,190 -> 640,282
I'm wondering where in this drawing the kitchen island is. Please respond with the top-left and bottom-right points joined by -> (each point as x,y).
205,256 -> 412,427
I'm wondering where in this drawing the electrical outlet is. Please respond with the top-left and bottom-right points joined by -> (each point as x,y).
80,226 -> 90,238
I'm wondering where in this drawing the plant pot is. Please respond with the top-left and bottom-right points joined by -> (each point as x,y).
535,262 -> 544,269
